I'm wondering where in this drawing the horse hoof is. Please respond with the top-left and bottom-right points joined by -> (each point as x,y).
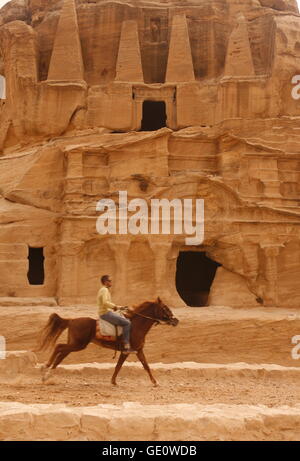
153,382 -> 159,388
42,369 -> 52,383
40,364 -> 48,379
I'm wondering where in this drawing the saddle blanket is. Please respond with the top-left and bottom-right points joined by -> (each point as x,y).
96,316 -> 123,341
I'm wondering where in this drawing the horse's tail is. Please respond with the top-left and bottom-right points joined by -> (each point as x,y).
35,313 -> 70,352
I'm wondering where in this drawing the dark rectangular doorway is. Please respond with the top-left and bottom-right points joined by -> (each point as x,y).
141,100 -> 167,131
27,247 -> 45,285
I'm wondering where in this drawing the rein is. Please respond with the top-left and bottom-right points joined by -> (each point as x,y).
127,309 -> 165,325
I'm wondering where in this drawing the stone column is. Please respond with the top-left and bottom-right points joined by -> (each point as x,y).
65,149 -> 84,215
150,240 -> 170,294
110,238 -> 130,304
57,240 -> 84,305
262,245 -> 281,307
149,237 -> 185,306
67,149 -> 83,178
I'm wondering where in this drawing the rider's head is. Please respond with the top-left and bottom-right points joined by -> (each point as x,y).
101,275 -> 112,288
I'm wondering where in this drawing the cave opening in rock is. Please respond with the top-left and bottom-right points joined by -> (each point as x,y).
27,247 -> 45,286
141,100 -> 167,131
176,251 -> 221,307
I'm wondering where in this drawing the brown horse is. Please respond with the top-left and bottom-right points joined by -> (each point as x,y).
37,297 -> 179,386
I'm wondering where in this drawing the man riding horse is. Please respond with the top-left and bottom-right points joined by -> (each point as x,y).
97,275 -> 136,354
38,292 -> 179,385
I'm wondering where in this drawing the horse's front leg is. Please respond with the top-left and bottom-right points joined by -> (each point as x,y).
137,349 -> 158,387
111,352 -> 128,386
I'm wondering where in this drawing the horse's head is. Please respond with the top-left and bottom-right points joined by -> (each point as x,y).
152,297 -> 179,327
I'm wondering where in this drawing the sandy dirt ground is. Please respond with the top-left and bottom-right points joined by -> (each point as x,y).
1,363 -> 300,408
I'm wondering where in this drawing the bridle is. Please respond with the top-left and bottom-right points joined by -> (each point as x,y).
132,311 -> 165,325
124,307 -> 172,326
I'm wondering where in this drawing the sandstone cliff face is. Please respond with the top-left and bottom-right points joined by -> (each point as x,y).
1,0 -> 300,141
0,0 -> 299,308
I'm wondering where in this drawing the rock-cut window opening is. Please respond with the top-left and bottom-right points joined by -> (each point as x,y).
27,247 -> 45,286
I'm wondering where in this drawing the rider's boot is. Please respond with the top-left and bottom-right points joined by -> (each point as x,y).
122,343 -> 137,354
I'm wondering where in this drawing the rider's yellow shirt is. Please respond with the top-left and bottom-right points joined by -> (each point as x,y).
97,286 -> 117,316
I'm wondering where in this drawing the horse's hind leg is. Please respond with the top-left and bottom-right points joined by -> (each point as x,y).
41,343 -> 65,381
42,343 -> 87,383
42,342 -> 89,383
51,343 -> 87,369
137,349 -> 158,386
45,343 -> 65,368
41,325 -> 74,372
111,353 -> 128,386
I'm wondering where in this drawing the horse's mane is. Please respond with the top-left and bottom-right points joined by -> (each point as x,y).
132,300 -> 155,314
126,300 -> 159,319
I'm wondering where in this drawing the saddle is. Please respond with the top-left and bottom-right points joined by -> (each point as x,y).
95,317 -> 123,342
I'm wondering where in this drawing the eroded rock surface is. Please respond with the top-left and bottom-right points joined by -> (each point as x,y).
0,0 -> 299,307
